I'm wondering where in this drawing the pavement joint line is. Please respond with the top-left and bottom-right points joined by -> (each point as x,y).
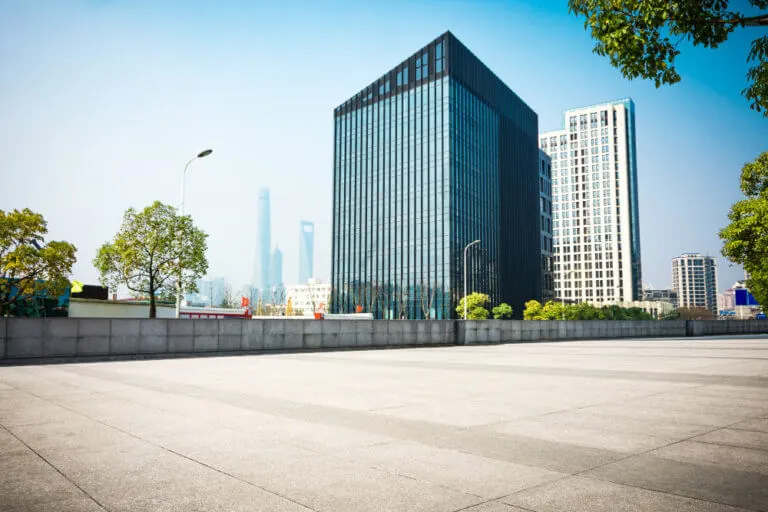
9,373 -> 508,509
0,423 -> 111,512
492,412 -> 761,510
26,375 -> 493,511
449,496 -> 537,512
282,354 -> 768,388
12,385 -> 321,512
466,379 -> 720,432
576,473 -> 766,512
62,365 -> 633,473
685,438 -> 768,454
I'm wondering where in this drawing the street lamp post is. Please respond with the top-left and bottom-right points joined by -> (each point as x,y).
463,240 -> 481,320
176,149 -> 213,318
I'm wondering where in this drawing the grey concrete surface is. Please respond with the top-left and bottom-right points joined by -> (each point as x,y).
1,335 -> 767,511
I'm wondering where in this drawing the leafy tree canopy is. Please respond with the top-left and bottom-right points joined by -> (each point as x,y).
523,300 -> 545,320
0,208 -> 77,316
720,152 -> 768,305
569,0 -> 768,115
456,292 -> 490,320
492,302 -> 514,319
523,299 -> 653,320
93,201 -> 208,318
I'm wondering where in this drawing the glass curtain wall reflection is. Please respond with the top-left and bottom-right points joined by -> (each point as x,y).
332,32 -> 540,318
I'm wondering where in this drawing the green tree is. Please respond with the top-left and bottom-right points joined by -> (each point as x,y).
492,302 -> 514,319
0,209 -> 77,316
456,292 -> 490,320
570,302 -> 602,320
625,307 -> 653,320
569,0 -> 768,115
93,201 -> 208,319
720,152 -> 768,306
541,300 -> 566,320
523,300 -> 545,320
600,305 -> 628,320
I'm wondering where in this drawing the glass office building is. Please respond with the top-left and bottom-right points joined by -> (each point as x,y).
331,32 -> 540,319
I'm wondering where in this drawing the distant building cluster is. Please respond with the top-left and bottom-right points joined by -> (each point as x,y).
252,187 -> 315,305
329,32 -> 643,318
185,277 -> 225,308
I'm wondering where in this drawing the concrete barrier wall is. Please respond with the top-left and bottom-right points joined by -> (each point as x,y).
0,318 -> 456,361
0,317 -> 764,362
459,320 -> 689,344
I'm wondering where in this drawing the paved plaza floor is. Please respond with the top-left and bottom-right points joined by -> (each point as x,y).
1,336 -> 767,511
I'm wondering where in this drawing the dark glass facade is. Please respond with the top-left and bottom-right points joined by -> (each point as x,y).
331,32 -> 540,319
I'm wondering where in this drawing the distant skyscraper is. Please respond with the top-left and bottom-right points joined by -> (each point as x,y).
539,98 -> 642,305
299,221 -> 314,284
270,246 -> 283,288
253,187 -> 271,301
672,253 -> 718,314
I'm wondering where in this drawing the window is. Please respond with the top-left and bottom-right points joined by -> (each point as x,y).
435,42 -> 445,73
415,52 -> 428,80
396,67 -> 409,86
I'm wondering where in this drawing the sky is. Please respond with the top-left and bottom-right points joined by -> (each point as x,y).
1,0 -> 766,296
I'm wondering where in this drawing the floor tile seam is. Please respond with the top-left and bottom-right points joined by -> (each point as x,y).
286,357 -> 768,388
466,381 -> 719,433
149,443 -> 319,511
39,396 -> 321,512
57,367 -> 475,439
0,423 -> 110,512
63,366 -> 767,478
318,440 -> 571,500
576,474 -> 760,511
450,496 -> 538,512
70,370 -> 639,473
243,352 -> 742,383
12,384 -> 326,510
689,439 -> 768,453
725,426 -> 768,435
83,375 -> 629,479
498,417 -> 756,501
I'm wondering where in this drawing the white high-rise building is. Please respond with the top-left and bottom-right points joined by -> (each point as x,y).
539,99 -> 642,305
672,253 -> 718,314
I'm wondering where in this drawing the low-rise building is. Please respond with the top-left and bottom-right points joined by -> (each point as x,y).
286,279 -> 331,315
719,281 -> 763,319
618,300 -> 675,319
642,287 -> 678,309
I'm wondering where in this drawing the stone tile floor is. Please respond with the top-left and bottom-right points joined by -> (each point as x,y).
1,336 -> 767,511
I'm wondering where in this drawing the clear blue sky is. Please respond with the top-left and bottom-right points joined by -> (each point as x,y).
1,0 -> 765,294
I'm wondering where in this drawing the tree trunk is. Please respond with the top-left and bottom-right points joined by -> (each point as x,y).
149,275 -> 156,319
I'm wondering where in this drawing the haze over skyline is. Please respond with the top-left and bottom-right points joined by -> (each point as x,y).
1,0 -> 765,294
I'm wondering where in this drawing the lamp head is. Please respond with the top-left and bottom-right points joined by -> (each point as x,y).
197,149 -> 213,158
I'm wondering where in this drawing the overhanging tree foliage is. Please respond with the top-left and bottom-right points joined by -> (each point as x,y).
720,151 -> 768,306
93,201 -> 208,318
569,0 -> 768,115
0,209 -> 77,316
